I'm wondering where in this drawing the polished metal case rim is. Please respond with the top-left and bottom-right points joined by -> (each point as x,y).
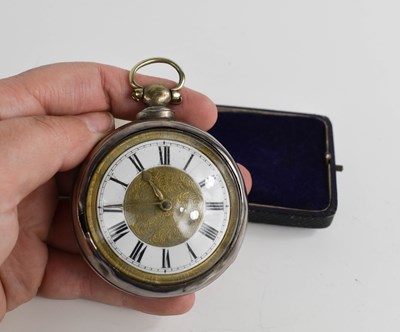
72,119 -> 248,298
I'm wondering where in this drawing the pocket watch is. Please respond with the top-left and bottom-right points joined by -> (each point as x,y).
73,58 -> 248,298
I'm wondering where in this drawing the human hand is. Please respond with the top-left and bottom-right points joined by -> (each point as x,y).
0,63 -> 252,319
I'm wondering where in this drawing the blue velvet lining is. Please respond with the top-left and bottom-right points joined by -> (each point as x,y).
208,109 -> 330,211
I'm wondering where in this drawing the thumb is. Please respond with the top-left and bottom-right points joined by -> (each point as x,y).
0,112 -> 114,213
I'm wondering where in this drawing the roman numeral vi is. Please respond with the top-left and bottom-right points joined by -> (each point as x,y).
162,249 -> 171,269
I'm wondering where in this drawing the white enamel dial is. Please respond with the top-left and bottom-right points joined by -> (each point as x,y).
96,139 -> 230,275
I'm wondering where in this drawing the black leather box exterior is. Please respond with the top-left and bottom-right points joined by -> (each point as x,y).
208,105 -> 338,228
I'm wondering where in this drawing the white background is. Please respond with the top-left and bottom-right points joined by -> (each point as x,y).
1,1 -> 400,331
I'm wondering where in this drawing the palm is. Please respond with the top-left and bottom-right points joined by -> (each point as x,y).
0,179 -> 59,312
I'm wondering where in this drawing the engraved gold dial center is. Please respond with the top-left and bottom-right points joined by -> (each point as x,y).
123,166 -> 204,247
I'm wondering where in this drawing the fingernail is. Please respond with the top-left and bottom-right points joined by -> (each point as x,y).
77,112 -> 114,133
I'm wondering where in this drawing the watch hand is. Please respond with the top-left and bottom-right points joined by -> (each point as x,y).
102,204 -> 123,209
139,171 -> 173,212
142,170 -> 165,201
102,202 -> 161,209
125,201 -> 167,207
103,199 -> 172,211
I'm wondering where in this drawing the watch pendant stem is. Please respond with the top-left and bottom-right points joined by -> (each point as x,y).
130,58 -> 185,121
136,106 -> 175,121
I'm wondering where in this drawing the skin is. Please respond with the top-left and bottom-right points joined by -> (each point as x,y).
0,63 -> 252,320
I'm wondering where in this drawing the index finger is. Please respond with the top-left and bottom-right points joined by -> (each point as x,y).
0,62 -> 217,131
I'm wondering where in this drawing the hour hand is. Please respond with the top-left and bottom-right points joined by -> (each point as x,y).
142,170 -> 164,201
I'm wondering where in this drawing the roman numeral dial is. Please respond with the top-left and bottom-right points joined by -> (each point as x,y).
96,137 -> 232,275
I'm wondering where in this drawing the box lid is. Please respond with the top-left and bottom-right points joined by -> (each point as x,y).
208,105 -> 339,228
